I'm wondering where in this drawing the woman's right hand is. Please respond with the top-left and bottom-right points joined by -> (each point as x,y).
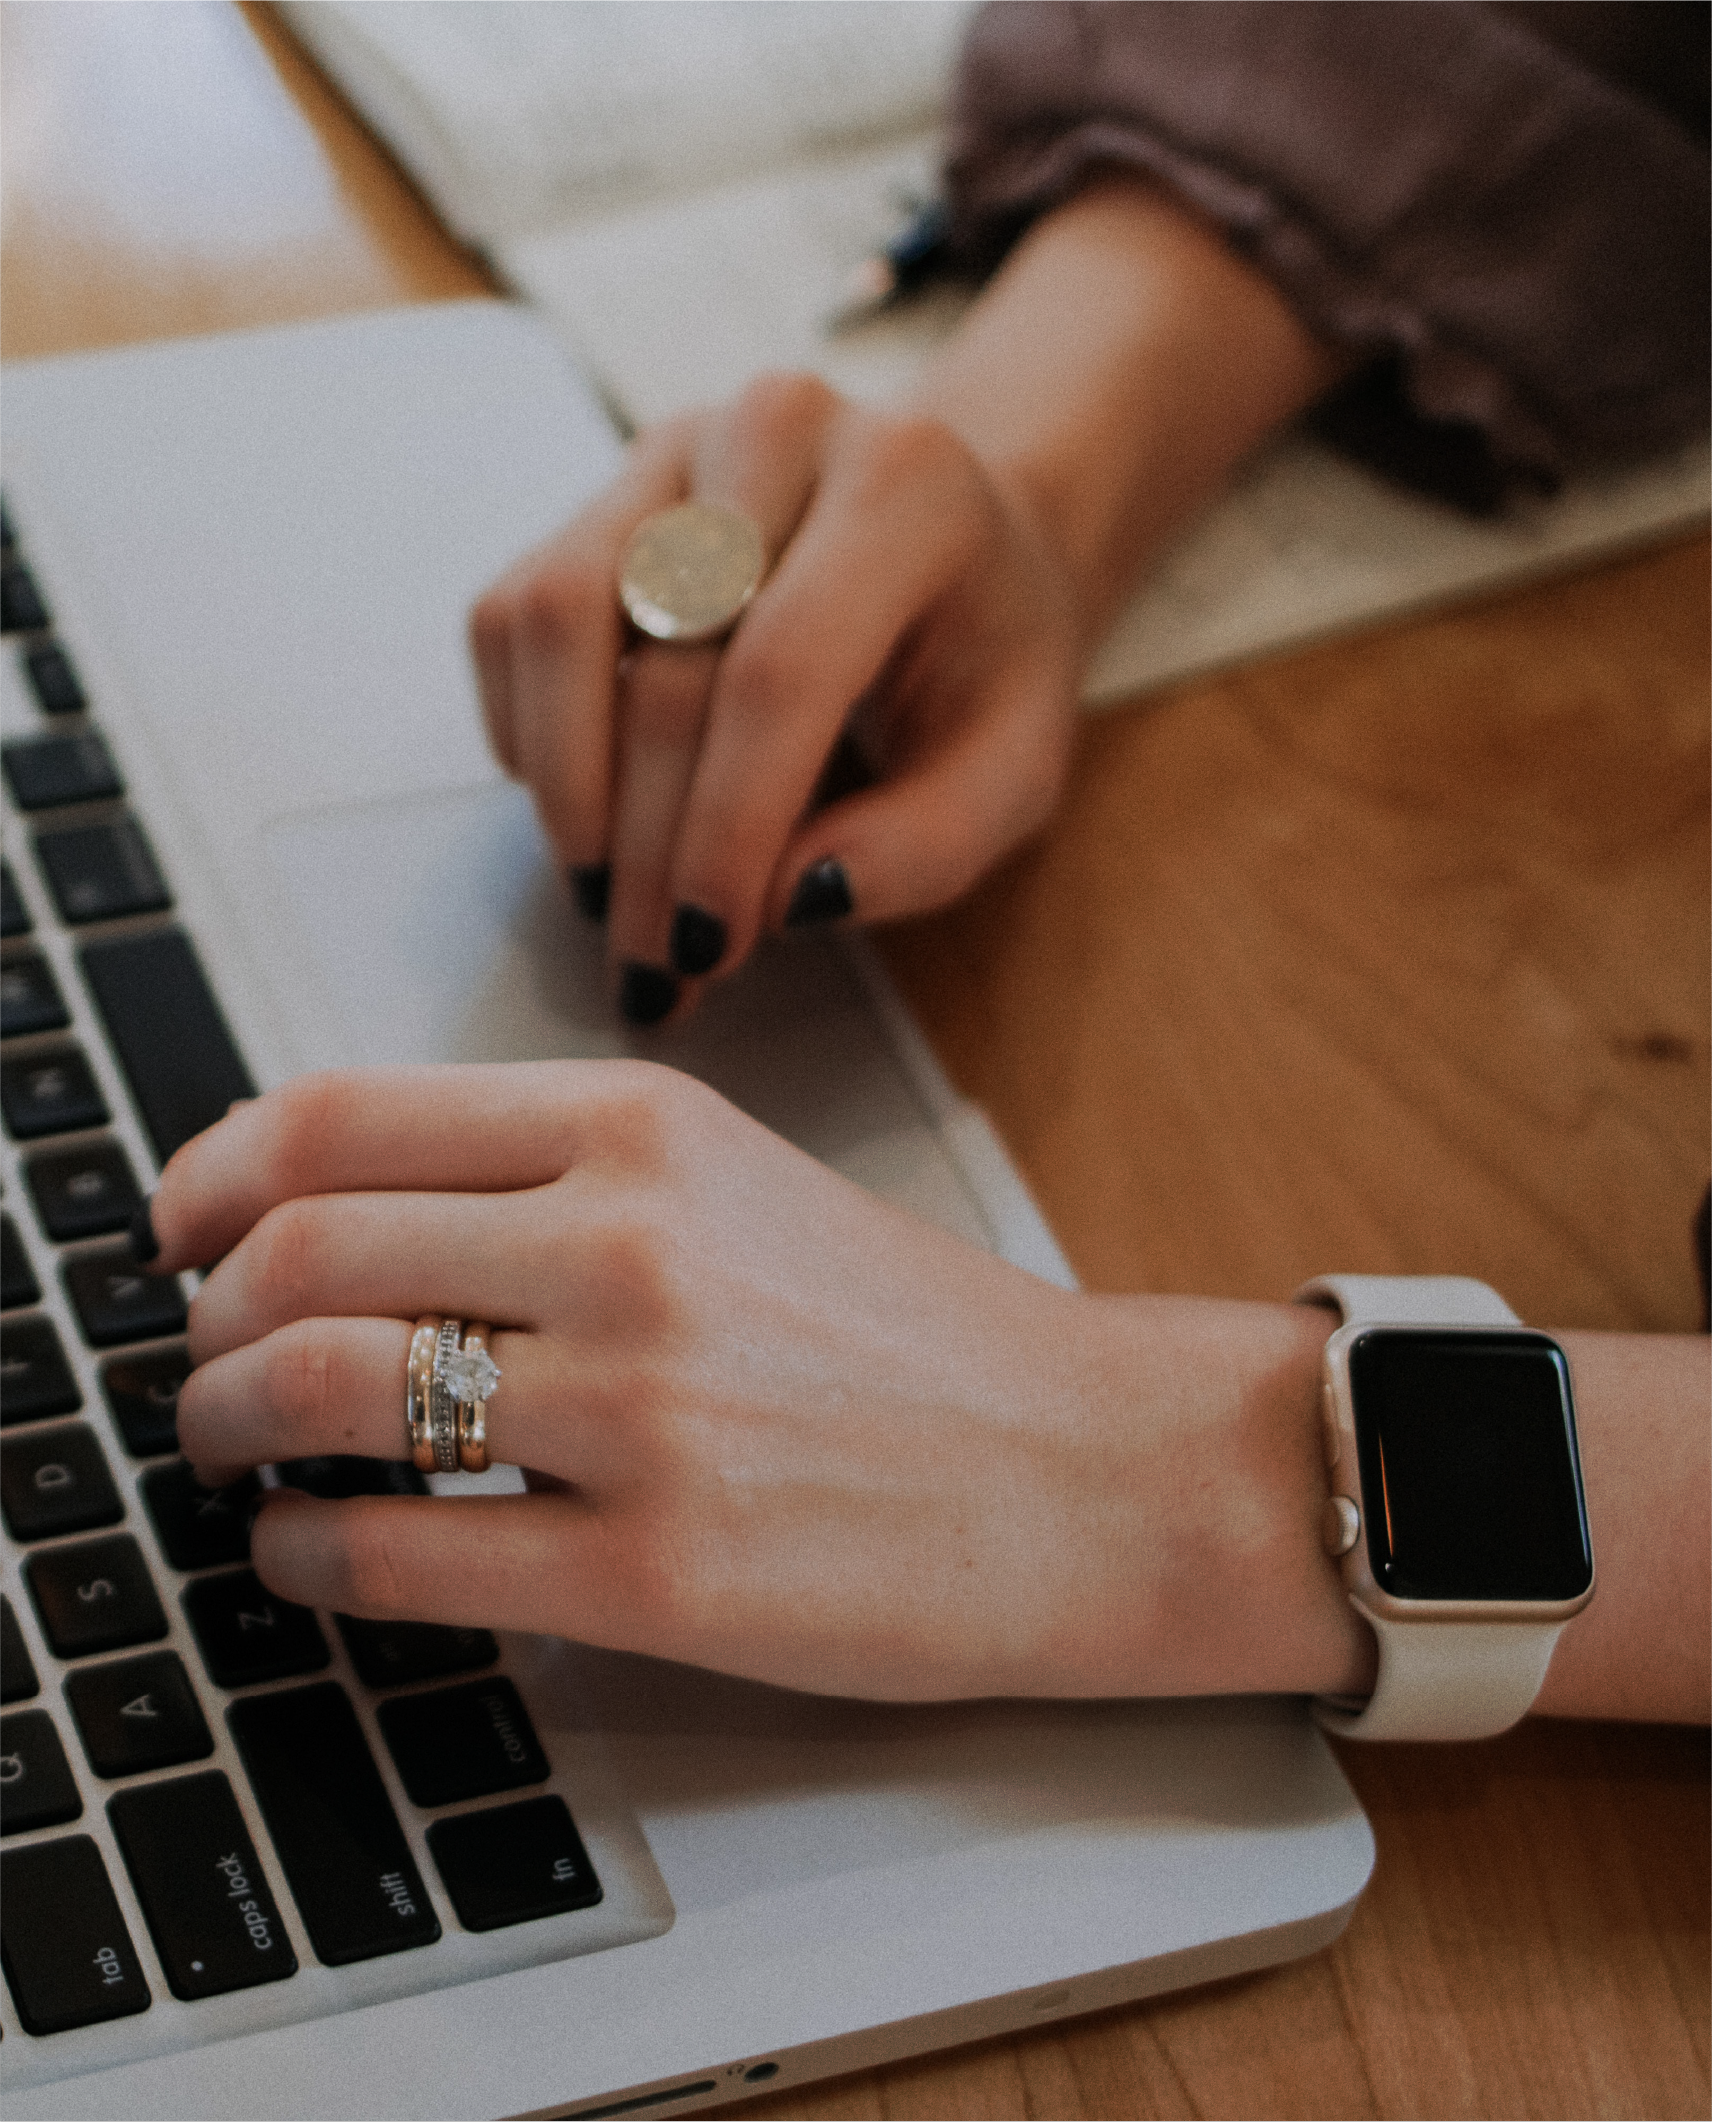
469,372 -> 1082,1024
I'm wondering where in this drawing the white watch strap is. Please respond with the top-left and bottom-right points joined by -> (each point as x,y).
1296,1273 -> 1520,1328
1315,1605 -> 1566,1741
1297,1272 -> 1565,1742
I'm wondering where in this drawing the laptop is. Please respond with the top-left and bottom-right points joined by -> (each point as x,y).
0,299 -> 1374,2121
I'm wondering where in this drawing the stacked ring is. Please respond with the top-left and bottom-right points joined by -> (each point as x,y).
406,1316 -> 441,1474
406,1315 -> 503,1475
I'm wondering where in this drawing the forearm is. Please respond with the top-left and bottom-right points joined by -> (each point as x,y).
910,176 -> 1351,646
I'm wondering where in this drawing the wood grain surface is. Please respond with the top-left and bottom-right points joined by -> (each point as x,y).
4,6 -> 1704,2117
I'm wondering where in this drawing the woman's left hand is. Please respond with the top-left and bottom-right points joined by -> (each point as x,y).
150,1062 -> 1356,1704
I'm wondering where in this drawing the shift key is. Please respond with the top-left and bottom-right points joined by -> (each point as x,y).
108,1772 -> 297,2000
229,1682 -> 440,1965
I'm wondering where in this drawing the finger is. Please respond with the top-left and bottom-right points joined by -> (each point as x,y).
508,436 -> 690,873
769,648 -> 1075,927
147,1059 -> 646,1273
605,639 -> 721,1024
186,1187 -> 567,1359
666,411 -> 982,975
606,378 -> 832,1013
177,1316 -> 600,1484
252,1490 -> 641,1649
252,1489 -> 580,1632
468,557 -> 522,777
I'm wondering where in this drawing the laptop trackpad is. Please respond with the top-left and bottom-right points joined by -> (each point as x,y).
261,782 -> 996,1246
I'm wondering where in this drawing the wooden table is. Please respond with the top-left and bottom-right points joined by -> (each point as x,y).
5,5 -> 1706,2116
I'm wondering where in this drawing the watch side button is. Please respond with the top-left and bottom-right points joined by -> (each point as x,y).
1322,1495 -> 1360,1557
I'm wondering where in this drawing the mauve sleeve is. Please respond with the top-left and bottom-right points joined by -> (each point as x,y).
940,1 -> 1709,508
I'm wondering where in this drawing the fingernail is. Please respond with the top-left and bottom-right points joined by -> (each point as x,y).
784,857 -> 853,928
128,1199 -> 159,1265
569,863 -> 611,923
670,904 -> 727,977
618,962 -> 679,1026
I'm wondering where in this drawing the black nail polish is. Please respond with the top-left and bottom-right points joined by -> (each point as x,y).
784,857 -> 853,928
670,904 -> 727,977
619,962 -> 679,1027
128,1199 -> 159,1265
569,863 -> 611,923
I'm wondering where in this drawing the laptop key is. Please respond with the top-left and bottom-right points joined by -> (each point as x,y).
229,1682 -> 442,1964
0,1314 -> 82,1425
0,1043 -> 108,1138
36,816 -> 171,924
1,1836 -> 152,2033
0,949 -> 70,1037
109,1771 -> 297,1999
24,639 -> 89,718
1,1597 -> 40,1702
336,1613 -> 499,1690
183,1569 -> 329,1687
0,1708 -> 83,1833
27,1535 -> 168,1658
1,1213 -> 40,1309
1,559 -> 50,634
2,730 -> 123,811
81,928 -> 255,1164
379,1676 -> 549,1808
141,1460 -> 257,1570
1,1422 -> 124,1541
0,860 -> 32,938
428,1796 -> 602,1932
66,1650 -> 213,1777
63,1243 -> 188,1347
27,1138 -> 142,1240
103,1346 -> 188,1457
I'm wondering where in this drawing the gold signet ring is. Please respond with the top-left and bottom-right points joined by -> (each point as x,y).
618,500 -> 766,644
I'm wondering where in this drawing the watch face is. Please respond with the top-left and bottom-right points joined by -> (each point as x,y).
1349,1330 -> 1593,1601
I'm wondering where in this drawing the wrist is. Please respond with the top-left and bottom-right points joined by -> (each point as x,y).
1064,1294 -> 1374,1702
912,176 -> 1351,642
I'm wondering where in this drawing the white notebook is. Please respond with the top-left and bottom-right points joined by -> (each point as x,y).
282,0 -> 1711,707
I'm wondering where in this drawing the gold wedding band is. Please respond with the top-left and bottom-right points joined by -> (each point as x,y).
407,1315 -> 441,1474
617,499 -> 766,644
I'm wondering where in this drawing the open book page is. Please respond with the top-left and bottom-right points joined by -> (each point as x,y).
499,135 -> 966,427
279,0 -> 973,245
499,173 -> 1712,710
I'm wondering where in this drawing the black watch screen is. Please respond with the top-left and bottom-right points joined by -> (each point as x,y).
1348,1329 -> 1593,1601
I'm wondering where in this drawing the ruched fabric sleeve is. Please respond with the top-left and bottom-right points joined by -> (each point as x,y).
941,2 -> 1709,508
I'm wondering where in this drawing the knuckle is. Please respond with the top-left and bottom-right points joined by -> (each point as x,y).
241,1198 -> 322,1321
518,563 -> 603,648
330,1501 -> 411,1617
732,369 -> 834,447
262,1326 -> 348,1445
252,1073 -> 356,1200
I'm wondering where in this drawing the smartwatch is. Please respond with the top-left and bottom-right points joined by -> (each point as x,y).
1296,1274 -> 1594,1741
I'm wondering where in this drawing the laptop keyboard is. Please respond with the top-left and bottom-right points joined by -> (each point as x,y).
0,498 -> 662,2083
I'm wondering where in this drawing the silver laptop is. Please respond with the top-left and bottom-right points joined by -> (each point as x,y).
0,300 -> 1373,2122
